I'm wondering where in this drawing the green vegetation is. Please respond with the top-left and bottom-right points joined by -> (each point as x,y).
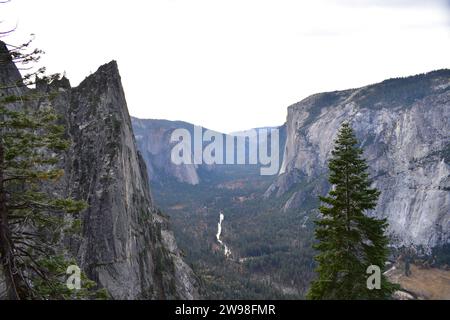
151,161 -> 318,299
307,123 -> 398,299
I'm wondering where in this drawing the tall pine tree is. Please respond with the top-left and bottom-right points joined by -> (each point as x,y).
307,122 -> 398,300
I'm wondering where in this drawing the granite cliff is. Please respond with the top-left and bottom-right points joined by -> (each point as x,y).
266,70 -> 450,249
0,41 -> 199,299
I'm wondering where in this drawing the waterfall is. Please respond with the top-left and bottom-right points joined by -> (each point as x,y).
216,211 -> 231,257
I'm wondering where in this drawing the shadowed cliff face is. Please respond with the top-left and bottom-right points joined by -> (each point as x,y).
0,41 -> 199,299
266,70 -> 450,249
0,42 -> 23,91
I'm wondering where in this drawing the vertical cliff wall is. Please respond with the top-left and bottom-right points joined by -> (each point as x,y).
0,41 -> 199,299
266,70 -> 450,249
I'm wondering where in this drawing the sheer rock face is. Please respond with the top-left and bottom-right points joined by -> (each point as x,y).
132,119 -> 200,185
267,70 -> 450,249
0,42 -> 23,92
50,62 -> 199,299
0,41 -> 199,299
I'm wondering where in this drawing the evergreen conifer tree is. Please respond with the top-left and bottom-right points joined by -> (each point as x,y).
307,123 -> 398,300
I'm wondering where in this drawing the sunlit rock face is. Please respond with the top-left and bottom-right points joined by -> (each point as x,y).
267,70 -> 450,249
0,41 -> 199,299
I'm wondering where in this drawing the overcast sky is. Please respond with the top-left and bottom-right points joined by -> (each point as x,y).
3,0 -> 450,133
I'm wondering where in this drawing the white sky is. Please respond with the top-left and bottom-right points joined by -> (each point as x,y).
3,0 -> 450,133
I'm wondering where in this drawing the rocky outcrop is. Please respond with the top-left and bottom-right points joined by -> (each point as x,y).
267,70 -> 450,249
0,41 -> 199,299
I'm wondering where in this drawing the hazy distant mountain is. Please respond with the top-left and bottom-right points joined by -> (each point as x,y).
132,118 -> 286,186
132,118 -> 201,185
